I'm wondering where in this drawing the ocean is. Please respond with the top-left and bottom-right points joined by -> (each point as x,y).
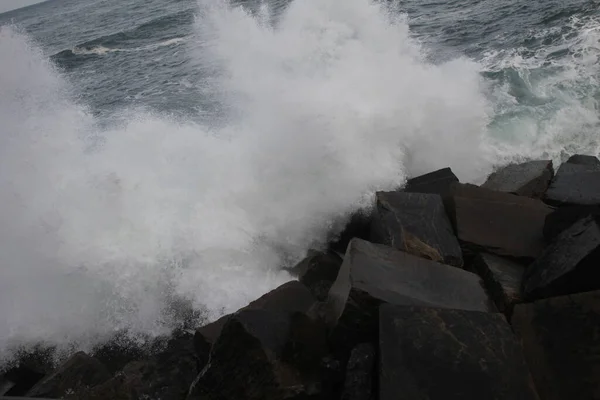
0,0 -> 598,361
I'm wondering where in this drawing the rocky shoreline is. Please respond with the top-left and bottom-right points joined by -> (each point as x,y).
2,154 -> 600,399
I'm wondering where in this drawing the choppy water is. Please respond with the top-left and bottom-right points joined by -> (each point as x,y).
0,0 -> 598,361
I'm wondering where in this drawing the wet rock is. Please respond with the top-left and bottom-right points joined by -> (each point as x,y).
292,250 -> 343,301
543,205 -> 600,242
566,154 -> 600,166
446,183 -> 552,259
512,290 -> 600,400
472,253 -> 525,316
91,334 -> 147,375
194,281 -> 317,369
80,331 -> 198,400
379,304 -> 539,400
188,309 -> 329,400
370,191 -> 463,267
1,347 -> 54,396
326,239 -> 494,355
481,160 -> 553,198
545,162 -> 600,206
403,167 -> 459,197
26,352 -> 110,398
341,344 -> 375,400
523,216 -> 600,301
329,210 -> 373,255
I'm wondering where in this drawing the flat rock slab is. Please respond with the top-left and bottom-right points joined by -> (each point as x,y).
326,239 -> 494,353
543,205 -> 600,242
512,290 -> 600,400
473,253 -> 525,315
481,160 -> 553,198
379,304 -> 539,400
446,183 -> 552,259
545,162 -> 600,206
370,191 -> 463,267
566,154 -> 600,166
523,216 -> 600,301
403,167 -> 459,197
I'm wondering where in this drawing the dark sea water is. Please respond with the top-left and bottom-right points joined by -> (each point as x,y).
0,0 -> 599,360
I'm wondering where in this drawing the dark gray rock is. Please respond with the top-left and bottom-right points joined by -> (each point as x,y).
328,210 -> 373,255
194,280 -> 317,370
543,205 -> 600,242
1,347 -> 54,396
379,304 -> 539,400
545,162 -> 600,206
403,167 -> 459,197
370,191 -> 463,267
566,154 -> 600,166
325,239 -> 494,354
341,344 -> 375,400
292,251 -> 343,301
26,352 -> 110,398
481,160 -> 553,198
472,253 -> 525,316
512,290 -> 600,400
446,183 -> 552,259
523,216 -> 600,301
188,309 -> 329,400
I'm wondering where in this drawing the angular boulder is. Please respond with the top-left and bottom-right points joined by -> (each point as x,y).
481,160 -> 553,198
341,343 -> 375,400
292,250 -> 343,301
194,280 -> 316,368
545,162 -> 600,206
472,253 -> 525,316
403,167 -> 459,197
188,309 -> 329,400
512,290 -> 600,400
1,347 -> 54,396
543,205 -> 600,242
446,183 -> 553,259
370,191 -> 463,267
379,304 -> 539,400
328,210 -> 373,255
326,239 -> 494,354
523,216 -> 600,301
26,352 -> 110,398
566,154 -> 600,166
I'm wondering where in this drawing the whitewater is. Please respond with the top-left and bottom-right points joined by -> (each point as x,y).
0,0 -> 598,363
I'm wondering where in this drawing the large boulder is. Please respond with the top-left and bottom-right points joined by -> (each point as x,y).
472,253 -> 525,316
194,281 -> 317,369
370,191 -> 463,267
325,239 -> 494,354
1,347 -> 54,396
512,290 -> 600,400
188,309 -> 329,400
403,167 -> 459,197
328,210 -> 373,255
379,304 -> 539,400
566,154 -> 600,166
292,251 -> 343,301
341,344 -> 375,400
26,352 -> 110,398
543,205 -> 600,242
481,160 -> 553,198
545,161 -> 600,206
523,216 -> 600,301
446,183 -> 552,259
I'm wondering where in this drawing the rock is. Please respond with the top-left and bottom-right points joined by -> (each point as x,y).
481,160 -> 553,198
446,183 -> 552,259
545,162 -> 600,206
188,309 -> 329,400
512,290 -> 600,400
292,250 -> 343,301
341,344 -> 375,400
523,216 -> 600,301
370,191 -> 463,267
566,154 -> 600,166
79,331 -> 198,400
403,167 -> 459,197
326,239 -> 494,355
379,304 -> 539,400
472,253 -> 525,316
543,205 -> 600,242
329,210 -> 373,255
91,333 -> 147,375
26,352 -> 110,398
194,281 -> 317,369
1,347 -> 54,396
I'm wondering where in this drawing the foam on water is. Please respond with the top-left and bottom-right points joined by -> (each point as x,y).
5,0 -> 595,362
